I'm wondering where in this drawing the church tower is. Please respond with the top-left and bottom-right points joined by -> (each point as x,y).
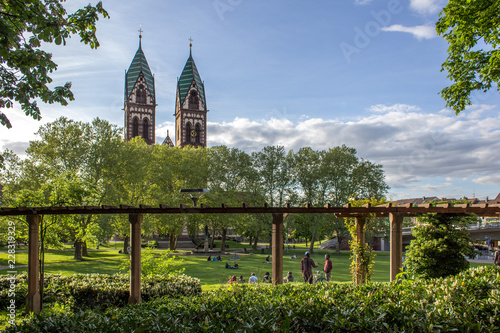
174,41 -> 207,148
124,31 -> 156,144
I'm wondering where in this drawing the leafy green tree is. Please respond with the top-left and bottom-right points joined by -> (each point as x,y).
251,146 -> 291,206
15,117 -> 122,257
287,146 -> 389,254
0,0 -> 108,128
207,146 -> 256,250
148,145 -> 207,250
405,214 -> 478,279
108,137 -> 151,253
436,0 -> 500,114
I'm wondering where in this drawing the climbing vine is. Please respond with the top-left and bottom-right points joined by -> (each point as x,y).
345,197 -> 387,284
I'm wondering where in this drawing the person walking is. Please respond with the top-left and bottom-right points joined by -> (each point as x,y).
301,251 -> 318,284
495,245 -> 500,266
324,254 -> 332,281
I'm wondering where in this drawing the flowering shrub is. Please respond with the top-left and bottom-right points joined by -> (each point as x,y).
5,266 -> 499,332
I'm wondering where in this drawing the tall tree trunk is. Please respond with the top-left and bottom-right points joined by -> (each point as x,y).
336,236 -> 341,254
220,228 -> 227,251
248,237 -> 253,247
82,242 -> 88,257
74,240 -> 83,260
253,234 -> 259,250
309,229 -> 316,254
210,229 -> 216,249
169,234 -> 178,251
123,236 -> 129,254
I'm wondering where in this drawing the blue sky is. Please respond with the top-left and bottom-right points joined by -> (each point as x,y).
1,0 -> 500,201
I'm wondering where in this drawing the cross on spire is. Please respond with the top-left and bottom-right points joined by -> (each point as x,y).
138,26 -> 143,39
189,37 -> 193,48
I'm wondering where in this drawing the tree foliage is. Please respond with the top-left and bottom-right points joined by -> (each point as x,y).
437,0 -> 500,114
1,119 -> 389,254
0,0 -> 109,128
405,213 -> 478,279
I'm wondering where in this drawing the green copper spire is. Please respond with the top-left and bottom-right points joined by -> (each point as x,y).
125,33 -> 155,102
178,42 -> 205,107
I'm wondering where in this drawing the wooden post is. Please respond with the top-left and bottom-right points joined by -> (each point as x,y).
272,213 -> 284,285
355,216 -> 366,285
128,214 -> 142,304
26,215 -> 41,314
390,213 -> 403,281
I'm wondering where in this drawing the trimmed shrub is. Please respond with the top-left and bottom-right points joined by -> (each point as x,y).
5,266 -> 499,332
0,273 -> 201,311
405,213 -> 478,279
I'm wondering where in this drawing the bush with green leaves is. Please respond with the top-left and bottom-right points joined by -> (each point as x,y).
405,213 -> 478,279
5,266 -> 499,332
119,247 -> 185,276
0,272 -> 201,311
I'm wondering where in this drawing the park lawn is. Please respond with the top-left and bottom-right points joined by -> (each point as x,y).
0,249 -> 128,266
0,248 -> 491,289
181,249 -> 390,286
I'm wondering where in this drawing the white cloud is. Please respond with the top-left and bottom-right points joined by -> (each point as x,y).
3,103 -> 500,200
368,104 -> 421,114
206,104 -> 500,196
409,0 -> 446,15
382,24 -> 436,40
354,0 -> 373,5
473,175 -> 500,185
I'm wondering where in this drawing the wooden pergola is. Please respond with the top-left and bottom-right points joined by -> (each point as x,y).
2,202 -> 499,314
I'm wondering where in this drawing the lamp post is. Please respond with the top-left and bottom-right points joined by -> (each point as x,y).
180,188 -> 209,251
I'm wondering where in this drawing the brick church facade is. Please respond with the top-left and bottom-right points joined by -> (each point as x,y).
124,34 -> 207,147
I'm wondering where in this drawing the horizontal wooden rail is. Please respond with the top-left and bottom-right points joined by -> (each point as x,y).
0,203 -> 499,217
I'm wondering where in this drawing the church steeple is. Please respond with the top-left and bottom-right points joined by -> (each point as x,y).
124,29 -> 156,145
174,38 -> 208,148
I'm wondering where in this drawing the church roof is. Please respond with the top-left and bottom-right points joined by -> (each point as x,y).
178,48 -> 205,107
125,39 -> 155,102
162,131 -> 174,147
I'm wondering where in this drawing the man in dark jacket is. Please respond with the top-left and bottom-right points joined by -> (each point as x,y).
301,251 -> 318,283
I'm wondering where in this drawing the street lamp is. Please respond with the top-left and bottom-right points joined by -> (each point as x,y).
180,188 -> 209,252
180,188 -> 209,207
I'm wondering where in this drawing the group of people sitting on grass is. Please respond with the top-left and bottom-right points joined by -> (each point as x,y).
227,271 -> 295,284
225,262 -> 239,269
207,255 -> 222,262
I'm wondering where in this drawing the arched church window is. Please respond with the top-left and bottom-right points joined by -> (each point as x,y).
186,122 -> 192,144
143,118 -> 149,143
189,90 -> 199,109
132,117 -> 139,138
195,123 -> 201,144
136,84 -> 146,104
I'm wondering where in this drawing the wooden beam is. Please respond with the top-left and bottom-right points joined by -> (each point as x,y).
26,215 -> 41,314
272,213 -> 284,285
128,214 -> 142,304
355,216 -> 366,285
389,213 -> 403,282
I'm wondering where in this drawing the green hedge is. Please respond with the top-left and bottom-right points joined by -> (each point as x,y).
5,266 -> 499,332
0,273 -> 201,311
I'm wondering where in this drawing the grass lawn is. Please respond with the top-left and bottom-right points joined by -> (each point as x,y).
0,247 -> 492,289
0,249 -> 128,266
181,250 -> 390,286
